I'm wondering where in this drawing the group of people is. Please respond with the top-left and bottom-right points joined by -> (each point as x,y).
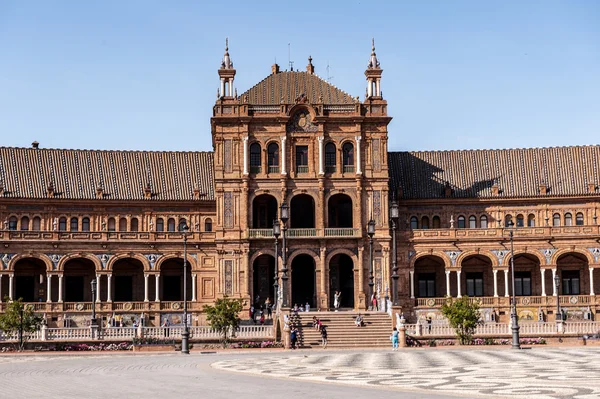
250,296 -> 273,324
292,302 -> 311,313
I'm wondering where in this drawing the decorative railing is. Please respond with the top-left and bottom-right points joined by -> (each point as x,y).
0,231 -> 215,242
324,228 -> 359,237
323,105 -> 356,113
248,229 -> 273,238
287,228 -> 318,238
416,295 -> 599,308
248,105 -> 280,113
406,321 -> 600,337
342,165 -> 355,173
47,327 -> 92,341
268,166 -> 280,174
296,166 -> 309,174
407,225 -> 600,241
248,228 -> 359,239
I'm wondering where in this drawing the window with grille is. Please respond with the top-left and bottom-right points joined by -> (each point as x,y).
325,143 -> 336,173
466,272 -> 484,296
410,216 -> 418,229
267,143 -> 279,173
515,272 -> 532,296
250,143 -> 261,173
70,217 -> 79,232
342,142 -> 354,173
295,146 -> 308,173
561,270 -> 580,295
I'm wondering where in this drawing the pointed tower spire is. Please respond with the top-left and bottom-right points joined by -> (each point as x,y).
218,38 -> 236,98
306,55 -> 314,74
365,38 -> 383,99
368,38 -> 380,69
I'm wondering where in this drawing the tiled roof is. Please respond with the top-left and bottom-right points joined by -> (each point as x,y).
389,145 -> 600,199
240,71 -> 356,105
0,147 -> 214,201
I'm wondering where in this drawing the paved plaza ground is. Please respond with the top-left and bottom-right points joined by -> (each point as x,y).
0,347 -> 598,399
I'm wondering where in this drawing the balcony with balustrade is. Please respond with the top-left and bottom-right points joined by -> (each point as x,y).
247,228 -> 360,239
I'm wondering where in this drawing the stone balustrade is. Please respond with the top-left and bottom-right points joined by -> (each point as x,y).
248,228 -> 360,239
406,225 -> 600,241
0,230 -> 215,242
405,321 -> 600,337
416,295 -> 599,308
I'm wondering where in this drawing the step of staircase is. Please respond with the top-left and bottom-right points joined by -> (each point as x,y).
288,311 -> 394,349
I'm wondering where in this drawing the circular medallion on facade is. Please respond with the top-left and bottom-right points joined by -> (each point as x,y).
569,296 -> 578,304
297,114 -> 307,128
426,298 -> 436,307
75,303 -> 84,311
521,297 -> 531,305
124,302 -> 133,311
172,302 -> 182,310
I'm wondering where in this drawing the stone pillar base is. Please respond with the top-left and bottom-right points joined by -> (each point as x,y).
399,326 -> 407,348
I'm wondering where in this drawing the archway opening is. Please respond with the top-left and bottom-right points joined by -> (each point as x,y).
252,254 -> 275,306
112,258 -> 145,302
63,258 -> 96,302
160,258 -> 192,301
329,253 -> 354,308
13,258 -> 46,302
414,256 -> 445,298
327,194 -> 353,228
557,252 -> 588,295
511,254 -> 541,296
291,254 -> 316,308
460,255 -> 493,297
290,194 -> 315,228
252,194 -> 278,228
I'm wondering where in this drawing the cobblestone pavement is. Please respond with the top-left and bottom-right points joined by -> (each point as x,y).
212,347 -> 600,399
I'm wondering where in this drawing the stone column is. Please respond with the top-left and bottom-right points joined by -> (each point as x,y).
8,273 -> 14,300
47,274 -> 52,303
552,268 -> 558,296
367,79 -> 372,97
493,269 -> 498,297
229,78 -> 234,96
358,246 -> 365,309
409,270 -> 415,298
319,246 -> 327,310
456,270 -> 462,298
318,136 -> 324,175
355,136 -> 362,175
445,270 -> 451,297
243,136 -> 249,175
220,78 -> 225,97
280,136 -> 287,175
504,269 -> 509,297
590,267 -> 595,296
58,274 -> 63,303
541,268 -> 547,296
155,274 -> 160,302
106,273 -> 112,303
376,78 -> 381,96
144,273 -> 149,302
192,273 -> 197,302
96,274 -> 101,302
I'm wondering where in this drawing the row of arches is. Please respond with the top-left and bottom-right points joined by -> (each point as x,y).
252,193 -> 352,228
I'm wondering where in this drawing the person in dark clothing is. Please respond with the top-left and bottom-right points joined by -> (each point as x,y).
290,328 -> 298,349
321,326 -> 328,348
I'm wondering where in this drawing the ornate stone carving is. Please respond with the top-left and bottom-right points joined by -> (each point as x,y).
224,192 -> 233,228
444,250 -> 461,266
539,248 -> 557,265
491,250 -> 509,266
47,254 -> 63,270
95,254 -> 112,269
0,253 -> 14,270
286,109 -> 317,133
144,254 -> 160,270
224,260 -> 233,295
587,248 -> 600,263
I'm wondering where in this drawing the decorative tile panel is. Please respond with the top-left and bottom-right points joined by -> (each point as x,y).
373,190 -> 381,225
372,138 -> 381,172
224,192 -> 233,228
0,254 -> 14,270
491,250 -> 508,266
224,139 -> 232,173
224,260 -> 233,295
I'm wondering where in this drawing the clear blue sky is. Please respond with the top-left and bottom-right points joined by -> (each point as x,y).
0,1 -> 598,152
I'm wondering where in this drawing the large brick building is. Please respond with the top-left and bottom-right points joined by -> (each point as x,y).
1,42 -> 599,327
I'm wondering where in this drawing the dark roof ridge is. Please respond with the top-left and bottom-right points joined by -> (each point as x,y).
0,146 -> 214,154
389,144 -> 600,154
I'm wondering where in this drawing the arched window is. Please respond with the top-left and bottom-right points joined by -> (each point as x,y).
342,142 -> 354,173
421,216 -> 429,229
516,214 -> 524,227
204,218 -> 213,232
156,218 -> 164,232
576,212 -> 584,226
82,217 -> 90,232
468,215 -> 477,228
553,213 -> 561,226
130,218 -> 139,231
505,214 -> 513,227
564,212 -> 572,226
178,218 -> 187,231
432,216 -> 441,228
8,216 -> 17,230
70,217 -> 79,232
249,142 -> 261,173
32,216 -> 41,231
527,214 -> 535,227
119,217 -> 128,231
410,216 -> 418,230
107,217 -> 116,232
267,143 -> 279,173
457,215 -> 466,228
59,217 -> 67,231
167,218 -> 176,232
20,216 -> 30,231
480,215 -> 488,228
325,142 -> 336,173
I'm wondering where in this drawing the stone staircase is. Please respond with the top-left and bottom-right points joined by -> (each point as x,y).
290,311 -> 393,349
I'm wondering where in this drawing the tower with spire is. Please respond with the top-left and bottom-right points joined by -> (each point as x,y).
218,38 -> 236,98
365,38 -> 383,99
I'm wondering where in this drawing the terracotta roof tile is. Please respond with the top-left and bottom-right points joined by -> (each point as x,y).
389,145 -> 600,199
240,71 -> 356,105
0,147 -> 214,201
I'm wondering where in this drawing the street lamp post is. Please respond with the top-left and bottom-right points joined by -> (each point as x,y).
367,219 -> 376,309
554,273 -> 562,322
280,203 -> 289,308
390,199 -> 399,306
273,219 -> 281,310
90,279 -> 97,326
508,221 -> 521,349
181,223 -> 190,354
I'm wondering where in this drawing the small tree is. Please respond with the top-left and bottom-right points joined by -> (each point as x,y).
441,296 -> 481,345
202,296 -> 244,347
0,297 -> 44,351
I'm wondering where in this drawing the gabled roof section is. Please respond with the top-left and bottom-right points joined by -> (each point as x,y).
240,71 -> 356,105
389,145 -> 600,199
0,147 -> 214,201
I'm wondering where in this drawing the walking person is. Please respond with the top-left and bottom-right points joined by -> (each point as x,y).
334,291 -> 341,311
265,298 -> 272,318
290,327 -> 298,350
162,318 -> 170,338
391,327 -> 399,351
371,291 -> 378,311
321,326 -> 328,349
250,305 -> 256,324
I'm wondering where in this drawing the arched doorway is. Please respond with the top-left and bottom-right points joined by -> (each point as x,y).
291,254 -> 316,308
460,255 -> 493,297
252,194 -> 278,228
63,258 -> 96,302
290,194 -> 315,228
414,256 -> 445,298
252,254 -> 275,306
13,258 -> 47,302
329,253 -> 354,308
557,252 -> 589,295
160,258 -> 192,301
112,258 -> 145,302
328,194 -> 353,228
